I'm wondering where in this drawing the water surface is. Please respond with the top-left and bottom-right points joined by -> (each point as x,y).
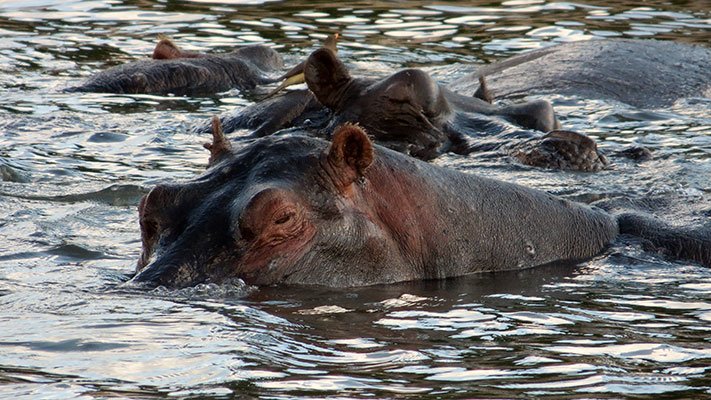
0,0 -> 710,398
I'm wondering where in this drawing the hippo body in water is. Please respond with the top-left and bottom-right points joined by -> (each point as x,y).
130,122 -> 710,288
206,48 -> 606,171
207,39 -> 710,169
453,39 -> 711,107
303,48 -> 566,160
67,44 -> 283,96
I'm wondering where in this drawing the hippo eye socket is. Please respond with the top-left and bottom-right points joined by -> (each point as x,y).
238,188 -> 307,244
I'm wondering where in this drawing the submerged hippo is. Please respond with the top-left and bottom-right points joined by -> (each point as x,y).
66,41 -> 283,96
303,47 -> 564,158
206,48 -> 606,171
130,121 -> 710,288
453,39 -> 711,107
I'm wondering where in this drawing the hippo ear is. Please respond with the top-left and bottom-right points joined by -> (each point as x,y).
474,75 -> 494,104
203,116 -> 232,168
327,123 -> 374,185
304,48 -> 351,109
152,34 -> 181,60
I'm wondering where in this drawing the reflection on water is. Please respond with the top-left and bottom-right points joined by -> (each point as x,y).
0,0 -> 710,398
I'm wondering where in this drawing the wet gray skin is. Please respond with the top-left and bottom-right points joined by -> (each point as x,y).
452,39 -> 711,107
66,45 -> 283,96
130,123 -> 711,289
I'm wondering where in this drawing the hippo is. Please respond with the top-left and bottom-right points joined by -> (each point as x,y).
452,39 -> 711,107
203,48 -> 607,171
129,121 -> 710,288
66,41 -> 283,96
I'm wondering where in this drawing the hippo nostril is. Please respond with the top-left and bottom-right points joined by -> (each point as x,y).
524,241 -> 536,257
241,227 -> 256,241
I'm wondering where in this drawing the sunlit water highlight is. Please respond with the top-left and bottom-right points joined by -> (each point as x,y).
0,1 -> 710,398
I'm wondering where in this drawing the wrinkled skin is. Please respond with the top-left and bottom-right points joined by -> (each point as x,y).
66,44 -> 283,96
130,124 -> 710,289
452,39 -> 711,107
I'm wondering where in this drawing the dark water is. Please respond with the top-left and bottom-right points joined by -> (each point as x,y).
1,1 -> 710,398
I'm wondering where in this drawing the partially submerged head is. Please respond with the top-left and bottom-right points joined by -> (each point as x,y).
304,48 -> 451,159
510,130 -> 609,171
131,121 -> 411,288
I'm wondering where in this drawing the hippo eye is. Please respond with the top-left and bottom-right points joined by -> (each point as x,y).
238,188 -> 307,244
274,211 -> 295,225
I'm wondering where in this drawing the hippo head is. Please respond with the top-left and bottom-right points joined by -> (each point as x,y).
131,121 -> 411,288
304,48 -> 452,160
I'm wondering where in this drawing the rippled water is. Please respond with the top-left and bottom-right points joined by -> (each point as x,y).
1,1 -> 710,398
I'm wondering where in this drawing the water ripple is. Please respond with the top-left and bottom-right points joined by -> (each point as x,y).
545,343 -> 711,363
0,1 -> 710,398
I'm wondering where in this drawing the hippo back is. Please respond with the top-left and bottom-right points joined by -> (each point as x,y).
454,39 -> 711,107
67,45 -> 282,96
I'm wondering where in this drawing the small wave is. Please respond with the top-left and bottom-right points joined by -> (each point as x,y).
0,158 -> 30,183
0,338 -> 130,353
0,184 -> 147,206
545,342 -> 711,363
123,278 -> 256,300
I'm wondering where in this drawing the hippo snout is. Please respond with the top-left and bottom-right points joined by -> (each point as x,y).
130,259 -> 201,289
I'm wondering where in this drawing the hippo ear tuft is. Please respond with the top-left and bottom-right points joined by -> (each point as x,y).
203,116 -> 232,168
327,123 -> 374,179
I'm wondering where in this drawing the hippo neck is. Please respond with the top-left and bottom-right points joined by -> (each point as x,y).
324,78 -> 371,113
356,151 -> 459,277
